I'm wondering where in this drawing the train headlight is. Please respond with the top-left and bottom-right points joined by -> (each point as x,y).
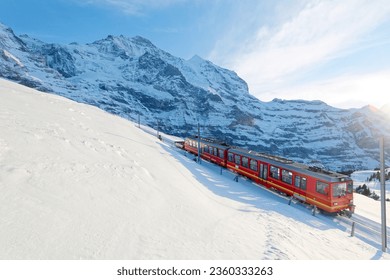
333,202 -> 338,206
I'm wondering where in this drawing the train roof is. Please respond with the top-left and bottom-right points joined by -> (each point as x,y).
228,147 -> 350,182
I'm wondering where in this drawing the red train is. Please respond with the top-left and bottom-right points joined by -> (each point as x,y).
182,136 -> 355,215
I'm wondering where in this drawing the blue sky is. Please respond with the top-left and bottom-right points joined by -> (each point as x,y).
1,0 -> 390,110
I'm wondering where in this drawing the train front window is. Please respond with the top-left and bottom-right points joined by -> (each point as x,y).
333,182 -> 347,197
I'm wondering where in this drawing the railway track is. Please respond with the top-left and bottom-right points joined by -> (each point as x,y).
336,212 -> 389,249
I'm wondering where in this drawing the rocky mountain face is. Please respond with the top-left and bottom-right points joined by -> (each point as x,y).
1,22 -> 389,171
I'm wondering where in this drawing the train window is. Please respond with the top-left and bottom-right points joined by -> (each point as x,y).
332,182 -> 347,197
260,164 -> 268,179
250,160 -> 258,171
219,150 -> 224,158
294,176 -> 301,187
228,152 -> 234,162
270,165 -> 280,180
294,176 -> 307,190
242,157 -> 249,168
234,155 -> 241,165
301,177 -> 307,190
204,145 -> 209,153
282,170 -> 293,184
316,181 -> 329,195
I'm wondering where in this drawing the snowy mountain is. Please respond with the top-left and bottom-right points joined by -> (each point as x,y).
1,78 -> 389,260
1,22 -> 389,171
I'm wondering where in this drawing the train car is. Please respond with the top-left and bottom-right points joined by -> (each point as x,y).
227,147 -> 354,214
184,136 -> 229,167
183,136 -> 354,215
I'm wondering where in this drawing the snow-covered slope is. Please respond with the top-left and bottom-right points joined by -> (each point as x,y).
1,23 -> 390,171
0,79 -> 389,260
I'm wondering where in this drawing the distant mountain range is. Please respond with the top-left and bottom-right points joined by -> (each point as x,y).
1,22 -> 389,171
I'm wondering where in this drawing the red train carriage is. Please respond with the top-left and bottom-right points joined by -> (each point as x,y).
184,136 -> 229,167
183,136 -> 354,215
227,148 -> 354,214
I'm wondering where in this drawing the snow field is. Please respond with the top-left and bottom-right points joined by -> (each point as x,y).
0,79 -> 389,260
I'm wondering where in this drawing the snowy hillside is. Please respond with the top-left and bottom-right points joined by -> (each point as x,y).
0,79 -> 389,260
1,22 -> 390,171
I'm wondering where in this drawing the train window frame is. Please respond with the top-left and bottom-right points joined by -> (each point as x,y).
213,147 -> 218,156
294,175 -> 301,188
228,152 -> 234,162
281,169 -> 293,184
234,154 -> 241,165
270,165 -> 280,180
347,182 -> 353,194
301,177 -> 307,190
294,176 -> 307,190
242,157 -> 249,168
218,149 -> 224,159
316,181 -> 329,195
250,160 -> 258,171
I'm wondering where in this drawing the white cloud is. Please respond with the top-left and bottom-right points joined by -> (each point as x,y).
272,70 -> 390,110
209,0 -> 390,107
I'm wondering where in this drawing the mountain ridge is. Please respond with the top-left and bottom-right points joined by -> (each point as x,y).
1,22 -> 389,170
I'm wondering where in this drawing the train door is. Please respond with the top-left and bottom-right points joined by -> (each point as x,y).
293,175 -> 307,200
260,163 -> 268,180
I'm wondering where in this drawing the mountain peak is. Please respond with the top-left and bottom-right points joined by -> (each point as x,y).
90,34 -> 159,58
0,22 -> 26,51
132,35 -> 155,47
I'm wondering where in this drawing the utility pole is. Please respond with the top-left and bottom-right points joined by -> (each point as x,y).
380,137 -> 387,252
157,119 -> 160,140
197,122 -> 201,164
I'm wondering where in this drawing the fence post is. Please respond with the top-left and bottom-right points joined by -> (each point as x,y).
350,222 -> 355,237
312,205 -> 317,216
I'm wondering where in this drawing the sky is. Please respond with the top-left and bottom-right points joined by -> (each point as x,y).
1,0 -> 390,110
